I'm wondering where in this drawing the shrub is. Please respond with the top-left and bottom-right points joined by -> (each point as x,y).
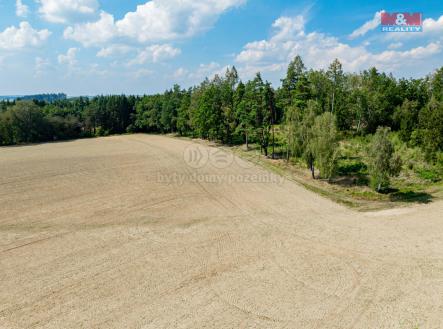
367,127 -> 402,192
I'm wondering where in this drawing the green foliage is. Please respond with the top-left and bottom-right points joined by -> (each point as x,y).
47,115 -> 81,140
437,152 -> 443,167
8,101 -> 51,143
367,127 -> 402,192
393,99 -> 420,142
285,105 -> 338,179
311,112 -> 339,179
234,81 -> 253,147
285,105 -> 303,158
337,160 -> 368,176
327,59 -> 348,130
418,97 -> 443,159
280,55 -> 306,108
176,90 -> 191,136
0,109 -> 14,145
416,168 -> 441,182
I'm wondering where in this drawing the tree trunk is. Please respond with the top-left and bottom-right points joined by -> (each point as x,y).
331,91 -> 335,113
245,132 -> 249,150
272,126 -> 275,159
310,163 -> 315,179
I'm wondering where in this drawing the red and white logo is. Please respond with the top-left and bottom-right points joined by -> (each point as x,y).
381,12 -> 423,32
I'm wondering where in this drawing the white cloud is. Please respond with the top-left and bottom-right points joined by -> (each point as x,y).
234,15 -> 442,79
423,15 -> 443,34
372,42 -> 441,64
116,0 -> 246,43
187,62 -> 228,81
34,57 -> 50,77
349,10 -> 384,39
86,63 -> 108,77
129,44 -> 181,65
38,0 -> 99,23
64,0 -> 246,46
58,47 -> 78,66
97,44 -> 133,58
0,22 -> 51,50
272,16 -> 305,40
388,42 -> 403,50
64,11 -> 116,47
134,68 -> 152,79
173,67 -> 188,79
385,15 -> 443,41
171,62 -> 222,83
16,0 -> 29,17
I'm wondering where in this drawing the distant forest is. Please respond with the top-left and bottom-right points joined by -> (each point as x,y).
1,57 -> 442,174
0,93 -> 67,102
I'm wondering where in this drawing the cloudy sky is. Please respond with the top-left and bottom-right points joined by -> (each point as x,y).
0,0 -> 442,96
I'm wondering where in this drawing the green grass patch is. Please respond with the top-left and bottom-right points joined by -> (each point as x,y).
416,168 -> 442,182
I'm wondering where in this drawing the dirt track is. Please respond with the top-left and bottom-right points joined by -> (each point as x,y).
1,134 -> 443,329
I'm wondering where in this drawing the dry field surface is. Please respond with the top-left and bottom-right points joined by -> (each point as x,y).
1,134 -> 443,329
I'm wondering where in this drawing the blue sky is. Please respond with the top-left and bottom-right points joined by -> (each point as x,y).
0,0 -> 442,96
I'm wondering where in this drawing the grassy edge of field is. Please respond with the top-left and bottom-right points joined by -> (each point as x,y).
171,134 -> 443,212
229,144 -> 386,211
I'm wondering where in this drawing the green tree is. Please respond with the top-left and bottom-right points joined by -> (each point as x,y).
134,95 -> 163,132
327,59 -> 350,130
285,105 -> 316,178
280,55 -> 307,108
263,82 -> 276,157
84,102 -> 99,136
347,74 -> 366,134
430,67 -> 443,102
300,108 -> 317,179
47,115 -> 81,140
326,59 -> 344,114
221,67 -> 239,144
285,105 -> 303,160
361,68 -> 400,133
311,112 -> 339,179
367,127 -> 402,192
307,69 -> 329,113
10,101 -> 50,143
419,97 -> 443,159
234,81 -> 254,149
176,90 -> 191,136
393,99 -> 420,142
0,109 -> 14,145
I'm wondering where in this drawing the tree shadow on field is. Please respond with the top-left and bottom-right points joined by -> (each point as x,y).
330,175 -> 369,187
332,160 -> 369,187
388,189 -> 433,204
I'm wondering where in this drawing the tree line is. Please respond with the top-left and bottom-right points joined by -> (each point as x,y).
1,57 -> 442,191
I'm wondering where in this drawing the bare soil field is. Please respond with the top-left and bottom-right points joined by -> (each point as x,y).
1,134 -> 443,329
